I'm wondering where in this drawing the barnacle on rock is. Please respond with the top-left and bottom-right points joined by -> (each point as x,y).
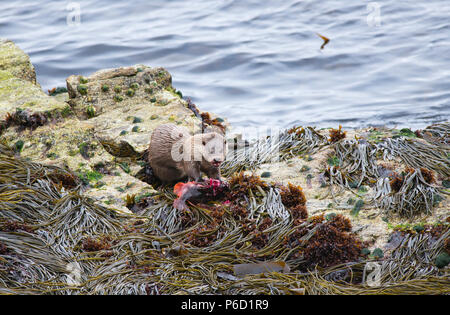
86,105 -> 96,118
126,88 -> 135,97
113,95 -> 123,102
77,84 -> 88,95
79,76 -> 88,84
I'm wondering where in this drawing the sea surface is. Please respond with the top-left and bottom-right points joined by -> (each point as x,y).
1,0 -> 449,135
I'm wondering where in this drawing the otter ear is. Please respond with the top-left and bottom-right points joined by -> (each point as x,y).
201,133 -> 215,145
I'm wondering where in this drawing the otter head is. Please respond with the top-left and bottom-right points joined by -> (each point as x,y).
201,132 -> 227,168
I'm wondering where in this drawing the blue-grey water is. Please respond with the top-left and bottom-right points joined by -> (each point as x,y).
1,0 -> 449,134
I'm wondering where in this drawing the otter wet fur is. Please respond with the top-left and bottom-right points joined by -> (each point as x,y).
148,123 -> 227,183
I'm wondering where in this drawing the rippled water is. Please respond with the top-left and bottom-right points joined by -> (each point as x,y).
1,0 -> 449,133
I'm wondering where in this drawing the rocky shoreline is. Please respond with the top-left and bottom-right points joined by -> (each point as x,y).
0,39 -> 448,294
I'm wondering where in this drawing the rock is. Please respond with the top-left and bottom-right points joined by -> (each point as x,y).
0,38 -> 38,85
1,117 -> 156,212
0,70 -> 69,125
435,252 -> 450,268
66,64 -> 202,154
1,61 -> 204,212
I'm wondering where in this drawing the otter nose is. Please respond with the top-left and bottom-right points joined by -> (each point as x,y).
213,158 -> 222,163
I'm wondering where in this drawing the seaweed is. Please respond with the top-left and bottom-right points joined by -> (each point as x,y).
201,112 -> 226,133
279,183 -> 306,207
376,167 -> 440,218
227,172 -> 268,201
328,125 -> 347,143
222,126 -> 326,177
3,108 -> 48,132
376,137 -> 450,177
48,87 -> 68,96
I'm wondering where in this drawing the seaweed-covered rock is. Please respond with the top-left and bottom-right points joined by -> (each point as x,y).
0,38 -> 38,85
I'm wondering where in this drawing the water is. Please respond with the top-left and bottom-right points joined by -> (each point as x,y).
1,0 -> 449,134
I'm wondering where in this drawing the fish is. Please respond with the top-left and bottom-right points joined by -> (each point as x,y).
173,181 -> 202,211
173,178 -> 228,211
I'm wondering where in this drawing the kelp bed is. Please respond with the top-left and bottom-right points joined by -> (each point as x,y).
0,123 -> 449,295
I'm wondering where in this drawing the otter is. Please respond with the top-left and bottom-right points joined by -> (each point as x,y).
148,123 -> 227,183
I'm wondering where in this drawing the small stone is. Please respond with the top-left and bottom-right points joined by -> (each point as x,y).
435,252 -> 450,268
372,248 -> 383,259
